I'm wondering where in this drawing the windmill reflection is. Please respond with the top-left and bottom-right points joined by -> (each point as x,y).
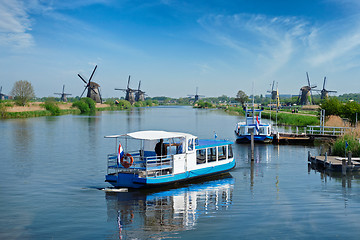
105,175 -> 234,239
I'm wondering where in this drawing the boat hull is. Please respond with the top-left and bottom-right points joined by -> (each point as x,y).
235,134 -> 273,143
106,159 -> 236,189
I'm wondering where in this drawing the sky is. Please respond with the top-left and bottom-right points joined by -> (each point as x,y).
1,0 -> 360,99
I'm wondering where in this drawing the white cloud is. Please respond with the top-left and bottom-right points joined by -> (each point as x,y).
197,14 -> 311,78
0,0 -> 34,48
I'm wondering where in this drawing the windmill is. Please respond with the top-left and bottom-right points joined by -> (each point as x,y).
77,65 -> 102,103
188,87 -> 205,102
135,81 -> 146,102
314,77 -> 337,99
267,81 -> 280,108
297,72 -> 317,105
0,86 -> 5,100
54,85 -> 72,102
115,75 -> 135,104
267,81 -> 278,100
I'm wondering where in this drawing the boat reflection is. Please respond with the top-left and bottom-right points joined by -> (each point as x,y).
105,174 -> 234,239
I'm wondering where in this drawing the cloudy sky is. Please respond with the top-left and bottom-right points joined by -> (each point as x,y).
1,0 -> 360,98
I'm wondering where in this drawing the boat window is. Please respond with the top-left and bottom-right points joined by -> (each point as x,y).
228,145 -> 233,158
196,149 -> 206,164
259,127 -> 265,134
218,146 -> 227,160
207,147 -> 217,162
240,126 -> 245,135
188,138 -> 194,151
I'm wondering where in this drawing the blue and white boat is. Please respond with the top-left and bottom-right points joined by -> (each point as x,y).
105,130 -> 235,188
234,108 -> 273,143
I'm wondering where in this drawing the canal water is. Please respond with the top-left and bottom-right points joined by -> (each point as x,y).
1,106 -> 360,239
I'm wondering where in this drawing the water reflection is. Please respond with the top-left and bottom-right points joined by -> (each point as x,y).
105,175 -> 234,239
308,163 -> 360,188
11,119 -> 34,178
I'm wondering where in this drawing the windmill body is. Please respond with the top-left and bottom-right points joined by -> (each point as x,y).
54,85 -> 72,102
0,86 -> 5,100
78,65 -> 102,103
297,72 -> 317,105
188,87 -> 205,102
87,82 -> 102,103
319,77 -> 337,99
135,81 -> 146,102
115,75 -> 136,104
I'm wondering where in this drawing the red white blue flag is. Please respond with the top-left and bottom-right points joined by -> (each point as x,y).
117,143 -> 124,165
255,115 -> 260,132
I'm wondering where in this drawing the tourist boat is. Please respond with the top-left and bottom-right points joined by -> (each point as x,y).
234,108 -> 273,143
105,130 -> 236,188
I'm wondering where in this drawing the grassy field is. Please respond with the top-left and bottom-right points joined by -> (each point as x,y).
261,111 -> 319,126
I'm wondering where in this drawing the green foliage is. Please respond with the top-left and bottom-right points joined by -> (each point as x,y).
196,100 -> 214,108
320,98 -> 360,125
262,112 -> 319,126
341,101 -> 360,124
117,100 -> 132,109
72,98 -> 95,113
72,101 -> 90,113
319,98 -> 342,116
11,80 -> 35,106
235,90 -> 248,106
43,99 -> 60,116
0,103 -> 7,118
332,134 -> 360,157
226,106 -> 245,115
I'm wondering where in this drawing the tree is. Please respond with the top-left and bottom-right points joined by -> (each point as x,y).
11,80 -> 35,106
235,90 -> 248,106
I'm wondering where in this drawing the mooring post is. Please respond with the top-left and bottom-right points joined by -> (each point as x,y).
324,152 -> 327,167
348,151 -> 352,166
308,151 -> 311,162
342,159 -> 347,176
251,131 -> 254,161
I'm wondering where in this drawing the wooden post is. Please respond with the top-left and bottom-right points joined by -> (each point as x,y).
251,131 -> 254,161
348,151 -> 352,165
308,151 -> 311,162
324,152 -> 327,167
342,159 -> 347,176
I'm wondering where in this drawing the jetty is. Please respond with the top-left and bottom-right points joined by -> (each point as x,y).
272,125 -> 351,145
308,152 -> 360,174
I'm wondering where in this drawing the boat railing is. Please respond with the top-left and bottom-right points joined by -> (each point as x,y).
107,151 -> 174,177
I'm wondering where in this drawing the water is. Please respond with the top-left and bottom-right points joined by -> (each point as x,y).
1,106 -> 360,239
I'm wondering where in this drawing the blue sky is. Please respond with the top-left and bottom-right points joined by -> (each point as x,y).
0,0 -> 359,99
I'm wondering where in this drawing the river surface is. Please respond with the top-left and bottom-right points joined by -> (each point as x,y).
1,106 -> 360,239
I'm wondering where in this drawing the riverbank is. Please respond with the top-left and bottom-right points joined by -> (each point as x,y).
0,102 -> 115,119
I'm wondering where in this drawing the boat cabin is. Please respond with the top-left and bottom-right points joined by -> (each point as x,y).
105,131 -> 235,188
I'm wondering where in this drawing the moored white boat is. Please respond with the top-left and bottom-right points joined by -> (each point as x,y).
105,130 -> 236,188
235,108 -> 273,143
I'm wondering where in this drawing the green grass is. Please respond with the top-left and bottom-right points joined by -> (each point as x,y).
4,109 -> 81,119
262,112 -> 319,126
332,134 -> 360,157
224,106 -> 245,115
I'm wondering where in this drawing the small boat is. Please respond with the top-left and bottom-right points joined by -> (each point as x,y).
104,130 -> 236,188
234,108 -> 273,143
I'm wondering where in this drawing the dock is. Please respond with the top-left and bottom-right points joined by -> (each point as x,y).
272,125 -> 351,145
308,152 -> 360,174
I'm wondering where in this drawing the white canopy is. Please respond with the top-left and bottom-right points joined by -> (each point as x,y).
105,130 -> 196,140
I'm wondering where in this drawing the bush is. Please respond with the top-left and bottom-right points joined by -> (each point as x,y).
72,100 -> 90,113
332,134 -> 360,157
44,100 -> 60,116
0,103 -> 7,118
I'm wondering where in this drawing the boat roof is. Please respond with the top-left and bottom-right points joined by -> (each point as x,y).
105,130 -> 196,140
196,139 -> 233,149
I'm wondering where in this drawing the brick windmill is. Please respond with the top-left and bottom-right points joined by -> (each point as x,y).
77,65 -> 102,103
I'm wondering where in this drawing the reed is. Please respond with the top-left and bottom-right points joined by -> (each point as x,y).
332,128 -> 360,157
262,112 -> 319,126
